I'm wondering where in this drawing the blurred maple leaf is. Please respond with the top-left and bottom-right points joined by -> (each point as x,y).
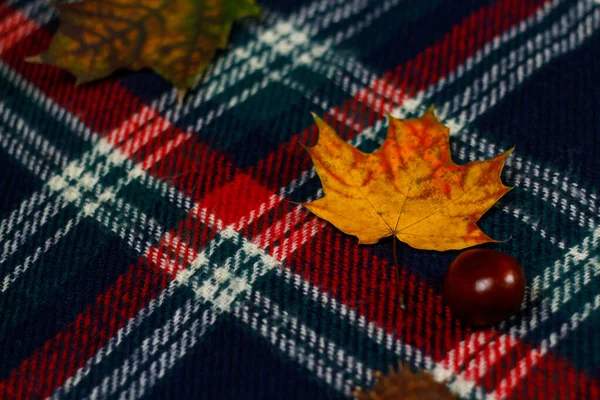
299,108 -> 513,251
30,0 -> 260,99
354,364 -> 456,400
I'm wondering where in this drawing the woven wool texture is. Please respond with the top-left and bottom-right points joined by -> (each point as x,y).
0,0 -> 599,398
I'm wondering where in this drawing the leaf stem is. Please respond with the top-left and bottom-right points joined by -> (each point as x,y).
393,236 -> 405,309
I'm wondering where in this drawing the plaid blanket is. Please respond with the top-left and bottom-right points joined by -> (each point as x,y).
0,0 -> 599,398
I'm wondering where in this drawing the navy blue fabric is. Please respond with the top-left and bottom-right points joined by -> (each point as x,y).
147,316 -> 346,400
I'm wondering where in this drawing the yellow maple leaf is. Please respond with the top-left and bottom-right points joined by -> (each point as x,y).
29,0 -> 260,99
299,108 -> 513,251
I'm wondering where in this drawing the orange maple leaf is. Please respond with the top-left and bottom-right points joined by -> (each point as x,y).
299,108 -> 513,251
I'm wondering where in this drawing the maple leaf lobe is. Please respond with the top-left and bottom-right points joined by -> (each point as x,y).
33,0 -> 260,94
300,109 -> 513,251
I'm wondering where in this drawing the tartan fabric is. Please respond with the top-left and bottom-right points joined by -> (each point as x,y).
0,0 -> 599,398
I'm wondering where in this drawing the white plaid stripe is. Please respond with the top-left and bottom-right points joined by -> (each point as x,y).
0,186 -> 53,243
231,293 -> 368,396
0,57 -> 96,243
87,304 -> 218,400
114,310 -> 218,400
0,99 -> 73,263
0,98 -> 70,169
54,278 -> 187,397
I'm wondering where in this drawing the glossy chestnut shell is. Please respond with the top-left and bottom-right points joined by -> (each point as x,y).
443,249 -> 526,327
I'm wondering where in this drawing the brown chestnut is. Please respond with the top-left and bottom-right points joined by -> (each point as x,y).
442,249 -> 525,327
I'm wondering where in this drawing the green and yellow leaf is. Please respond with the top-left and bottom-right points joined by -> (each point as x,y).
31,0 -> 260,98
